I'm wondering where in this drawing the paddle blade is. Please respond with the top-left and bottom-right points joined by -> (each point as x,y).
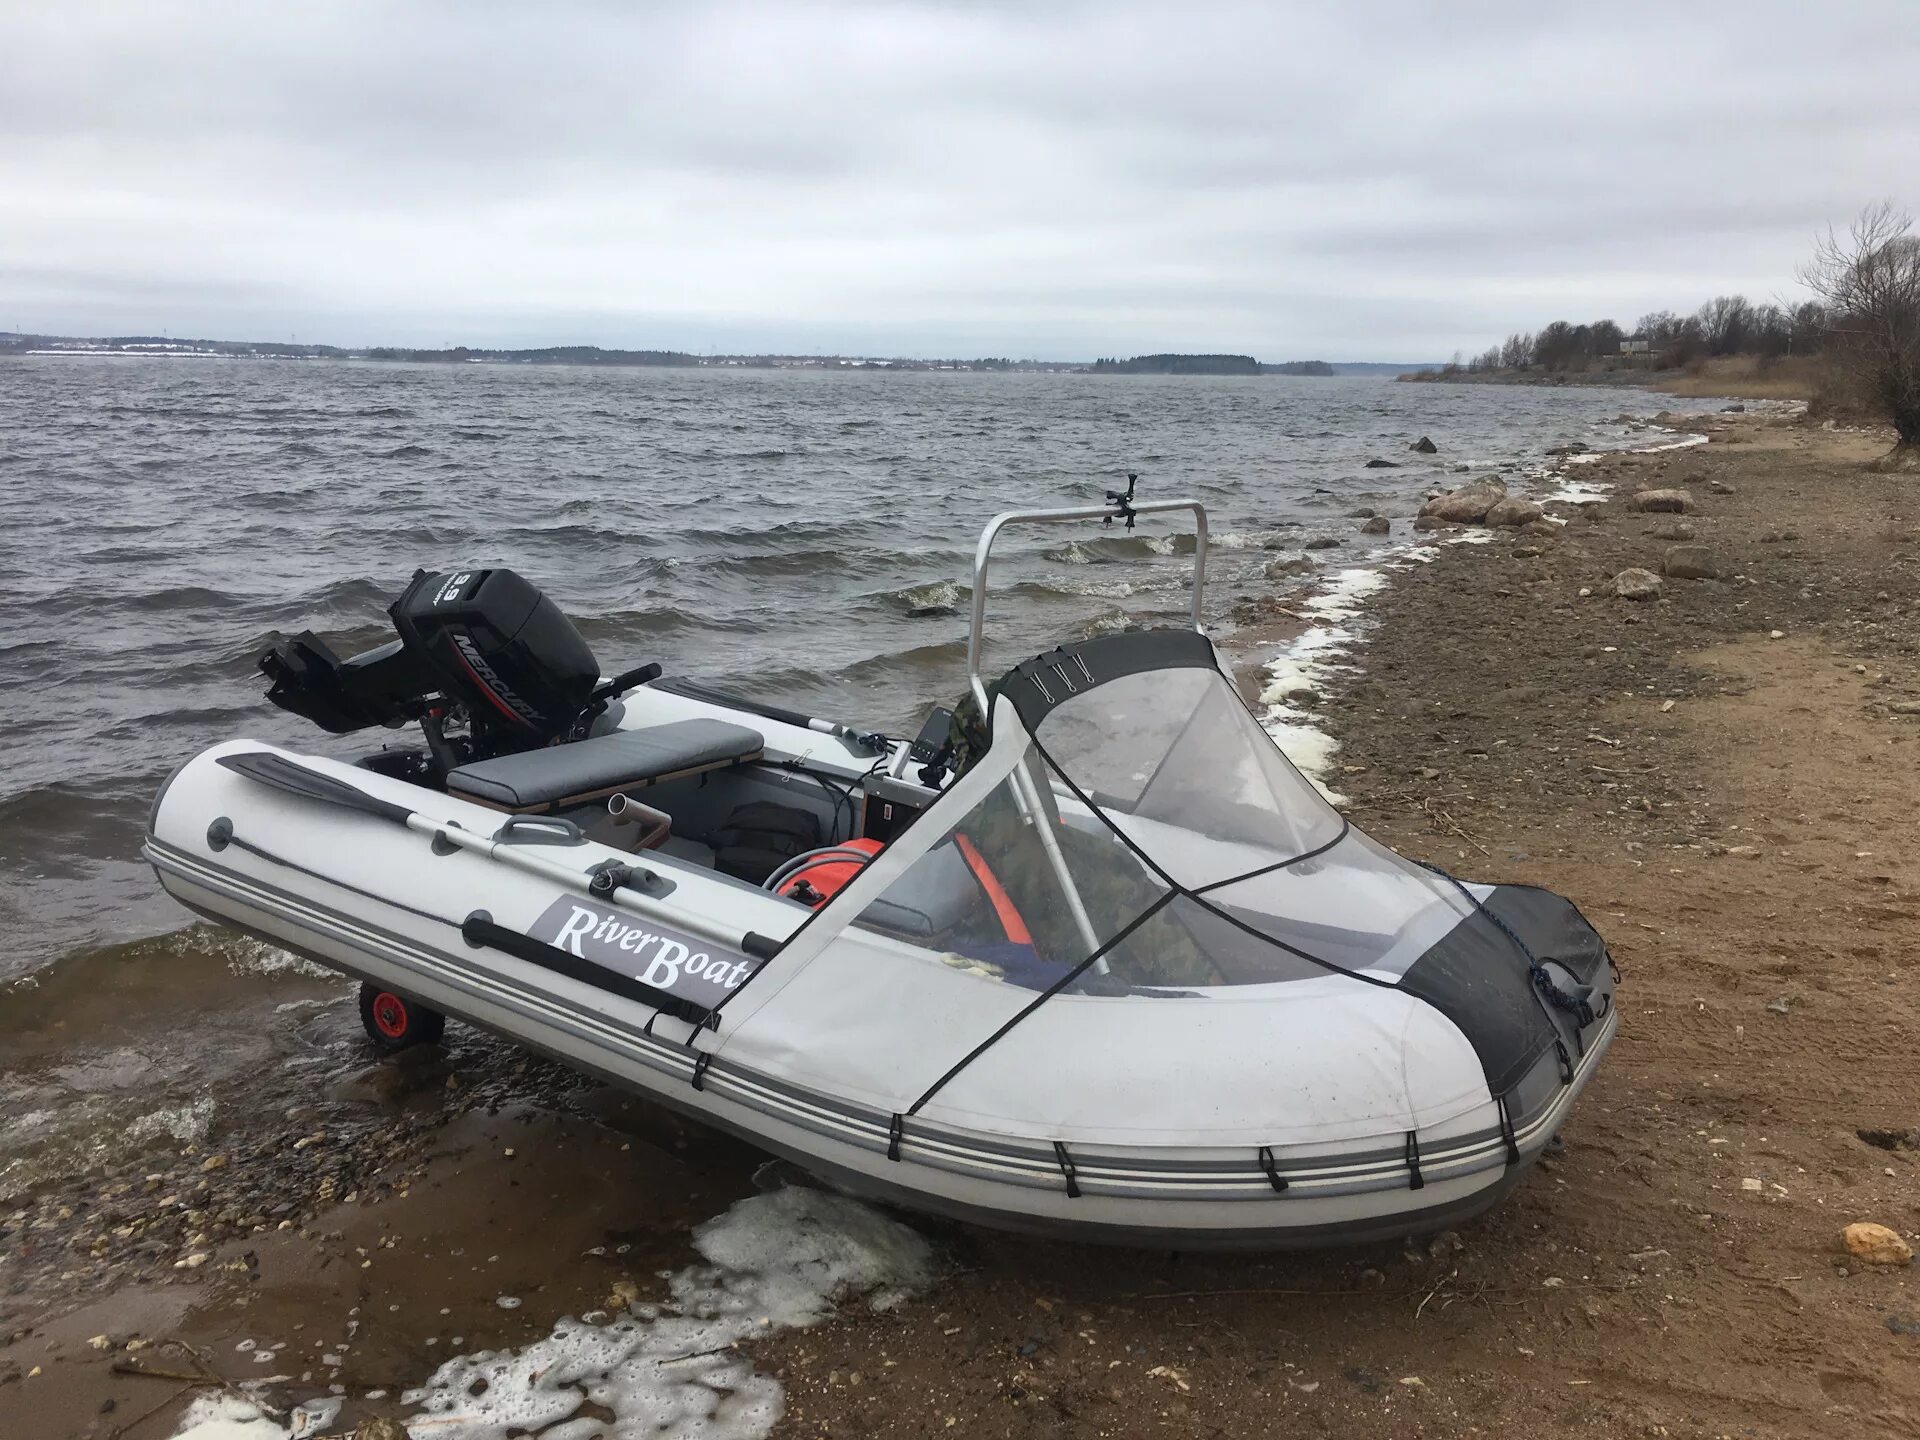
216,751 -> 415,826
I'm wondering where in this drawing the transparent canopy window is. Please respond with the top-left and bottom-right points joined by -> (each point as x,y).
854,655 -> 1472,995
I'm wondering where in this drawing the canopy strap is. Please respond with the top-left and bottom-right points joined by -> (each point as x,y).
1258,1145 -> 1290,1194
887,1113 -> 904,1162
1052,1140 -> 1082,1199
1405,1131 -> 1425,1190
1497,1093 -> 1520,1167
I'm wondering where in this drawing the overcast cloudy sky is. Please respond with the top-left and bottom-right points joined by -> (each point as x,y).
3,1 -> 1915,360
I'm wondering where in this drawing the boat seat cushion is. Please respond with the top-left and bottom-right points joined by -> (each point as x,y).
447,719 -> 764,811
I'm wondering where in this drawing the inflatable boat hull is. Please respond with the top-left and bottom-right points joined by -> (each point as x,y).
146,738 -> 1617,1251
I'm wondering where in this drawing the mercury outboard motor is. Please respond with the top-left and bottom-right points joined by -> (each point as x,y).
259,568 -> 649,778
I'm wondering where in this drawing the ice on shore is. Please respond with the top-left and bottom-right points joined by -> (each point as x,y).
1258,566 -> 1389,803
167,1187 -> 936,1440
1547,428 -> 1708,502
168,1394 -> 336,1439
402,1185 -> 936,1440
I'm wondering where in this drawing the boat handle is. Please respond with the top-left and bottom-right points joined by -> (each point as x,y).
493,815 -> 588,846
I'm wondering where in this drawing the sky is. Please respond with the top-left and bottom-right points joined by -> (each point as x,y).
2,1 -> 1916,361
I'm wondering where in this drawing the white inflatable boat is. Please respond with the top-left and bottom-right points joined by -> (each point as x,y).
145,486 -> 1617,1248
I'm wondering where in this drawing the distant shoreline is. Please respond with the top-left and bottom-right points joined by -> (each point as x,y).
1400,354 -> 1826,403
1,333 -> 1431,377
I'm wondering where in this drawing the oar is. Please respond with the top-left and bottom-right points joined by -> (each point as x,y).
214,751 -> 783,958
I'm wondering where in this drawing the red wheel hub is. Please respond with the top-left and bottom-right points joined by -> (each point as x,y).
371,992 -> 409,1039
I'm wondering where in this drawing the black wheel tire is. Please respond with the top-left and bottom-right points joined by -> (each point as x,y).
357,981 -> 445,1052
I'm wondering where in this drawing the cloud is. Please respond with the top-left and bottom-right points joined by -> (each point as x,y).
1,0 -> 1914,358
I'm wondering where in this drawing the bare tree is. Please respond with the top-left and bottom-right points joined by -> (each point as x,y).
1800,202 -> 1920,466
1697,295 -> 1755,356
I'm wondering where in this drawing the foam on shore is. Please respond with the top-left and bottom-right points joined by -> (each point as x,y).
1257,565 -> 1390,802
169,1186 -> 936,1440
1255,409 -> 1715,797
402,1185 -> 936,1440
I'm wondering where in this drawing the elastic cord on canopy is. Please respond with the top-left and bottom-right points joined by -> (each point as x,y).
1416,862 -> 1597,1031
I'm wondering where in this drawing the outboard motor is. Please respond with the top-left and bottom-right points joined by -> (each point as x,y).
259,568 -> 622,779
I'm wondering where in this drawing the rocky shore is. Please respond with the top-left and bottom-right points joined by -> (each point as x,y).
6,410 -> 1920,1439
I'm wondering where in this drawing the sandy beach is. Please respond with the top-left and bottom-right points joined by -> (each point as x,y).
7,406 -> 1920,1440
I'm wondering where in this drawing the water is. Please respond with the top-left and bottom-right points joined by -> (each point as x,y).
0,357 -> 1674,981
0,357 -> 1679,1199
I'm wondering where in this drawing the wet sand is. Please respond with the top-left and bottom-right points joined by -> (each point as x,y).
7,410 -> 1920,1438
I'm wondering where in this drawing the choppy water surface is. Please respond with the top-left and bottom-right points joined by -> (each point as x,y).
0,358 -> 1673,980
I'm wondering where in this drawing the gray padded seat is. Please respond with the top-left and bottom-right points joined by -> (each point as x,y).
447,719 -> 764,812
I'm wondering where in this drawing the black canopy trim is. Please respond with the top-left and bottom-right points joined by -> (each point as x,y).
998,628 -> 1218,733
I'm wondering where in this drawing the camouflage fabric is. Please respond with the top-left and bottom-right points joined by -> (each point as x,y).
946,685 -> 994,778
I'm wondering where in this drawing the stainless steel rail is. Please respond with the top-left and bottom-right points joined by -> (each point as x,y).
962,494 -> 1210,965
966,497 -> 1210,710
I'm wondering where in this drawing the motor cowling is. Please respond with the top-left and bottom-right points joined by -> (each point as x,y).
388,568 -> 599,747
259,567 -> 601,754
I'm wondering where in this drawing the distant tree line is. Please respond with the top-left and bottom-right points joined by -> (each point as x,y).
1090,353 -> 1262,375
1455,297 -> 1832,376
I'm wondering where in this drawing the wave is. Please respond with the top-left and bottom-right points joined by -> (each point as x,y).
678,518 -> 881,550
1009,576 -> 1150,602
305,575 -> 395,611
20,588 -> 192,623
839,637 -> 970,684
1041,533 -> 1183,563
571,607 -> 761,645
380,443 -> 433,459
698,547 -> 863,580
868,579 -> 970,617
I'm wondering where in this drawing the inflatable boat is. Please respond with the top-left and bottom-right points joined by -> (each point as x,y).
145,484 -> 1618,1248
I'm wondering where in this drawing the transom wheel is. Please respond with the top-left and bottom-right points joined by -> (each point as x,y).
356,981 -> 446,1052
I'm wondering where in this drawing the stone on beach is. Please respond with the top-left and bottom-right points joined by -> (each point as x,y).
1304,536 -> 1343,550
1662,545 -> 1719,580
1364,458 -> 1401,469
1628,488 -> 1695,514
1613,568 -> 1663,601
1410,436 -> 1439,453
1360,516 -> 1390,535
1484,497 -> 1544,528
1264,556 -> 1313,580
1842,1222 -> 1913,1266
1649,521 -> 1696,541
1418,476 -> 1508,524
